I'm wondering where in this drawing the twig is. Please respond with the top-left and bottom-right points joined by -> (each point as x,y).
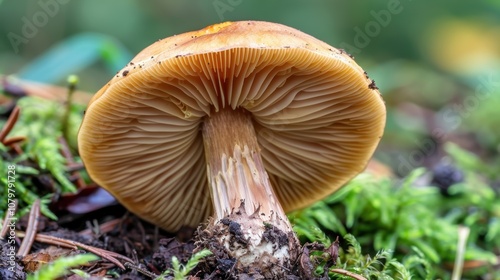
16,232 -> 135,270
88,262 -> 115,275
17,199 -> 40,257
3,136 -> 26,146
79,218 -> 121,236
66,162 -> 85,172
0,106 -> 20,142
17,231 -> 78,250
124,262 -> 159,279
77,242 -> 128,270
11,143 -> 24,155
0,199 -> 17,239
451,226 -> 470,280
330,268 -> 367,280
0,75 -> 92,105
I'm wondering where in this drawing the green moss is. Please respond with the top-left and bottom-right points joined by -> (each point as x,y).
290,152 -> 500,279
0,94 -> 86,220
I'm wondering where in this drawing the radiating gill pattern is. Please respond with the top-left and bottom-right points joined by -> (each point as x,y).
79,47 -> 384,231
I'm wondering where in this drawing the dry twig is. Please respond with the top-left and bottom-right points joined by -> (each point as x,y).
1,75 -> 93,105
0,106 -> 20,142
0,199 -> 18,239
17,231 -> 134,270
330,268 -> 368,280
79,218 -> 121,236
17,199 -> 40,257
3,135 -> 26,146
124,262 -> 159,279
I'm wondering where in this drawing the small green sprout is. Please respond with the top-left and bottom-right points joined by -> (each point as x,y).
156,249 -> 212,280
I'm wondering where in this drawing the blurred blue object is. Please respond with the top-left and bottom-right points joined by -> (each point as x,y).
17,33 -> 132,84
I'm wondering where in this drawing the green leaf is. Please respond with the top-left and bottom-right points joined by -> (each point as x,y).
156,249 -> 212,280
401,168 -> 426,189
386,260 -> 412,280
403,248 -> 435,280
15,165 -> 39,175
183,249 -> 212,275
486,217 -> 500,243
33,138 -> 76,193
310,202 -> 346,235
411,239 -> 440,263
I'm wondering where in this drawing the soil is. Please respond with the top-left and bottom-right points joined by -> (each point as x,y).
0,144 -> 335,280
0,239 -> 26,280
2,203 -> 336,279
2,204 -> 181,280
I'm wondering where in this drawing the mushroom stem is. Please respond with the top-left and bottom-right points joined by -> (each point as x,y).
201,107 -> 299,274
202,107 -> 290,231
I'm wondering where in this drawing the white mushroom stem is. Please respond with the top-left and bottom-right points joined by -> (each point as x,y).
202,107 -> 298,270
202,107 -> 290,229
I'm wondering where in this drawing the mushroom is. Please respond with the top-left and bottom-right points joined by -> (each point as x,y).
78,21 -> 386,276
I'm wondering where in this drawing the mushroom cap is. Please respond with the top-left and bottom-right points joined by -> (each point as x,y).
78,21 -> 386,232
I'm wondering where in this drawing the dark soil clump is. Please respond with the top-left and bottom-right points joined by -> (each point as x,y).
0,239 -> 26,280
192,205 -> 307,279
152,238 -> 195,273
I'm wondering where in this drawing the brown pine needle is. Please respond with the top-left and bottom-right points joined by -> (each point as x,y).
124,262 -> 159,279
3,135 -> 26,146
0,106 -> 20,142
330,268 -> 368,280
0,75 -> 93,105
17,232 -> 78,250
79,218 -> 121,236
16,231 -> 134,270
76,243 -> 126,270
0,199 -> 18,239
17,199 -> 40,257
66,162 -> 85,172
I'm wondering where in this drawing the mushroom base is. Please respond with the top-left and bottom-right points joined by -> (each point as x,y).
195,201 -> 301,279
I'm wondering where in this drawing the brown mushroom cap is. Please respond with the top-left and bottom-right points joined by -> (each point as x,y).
78,21 -> 386,232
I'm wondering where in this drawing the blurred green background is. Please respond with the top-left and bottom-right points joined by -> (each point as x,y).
1,0 -> 499,172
